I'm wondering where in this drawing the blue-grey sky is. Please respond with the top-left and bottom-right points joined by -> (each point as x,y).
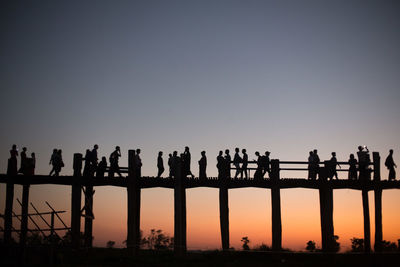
1,0 -> 400,249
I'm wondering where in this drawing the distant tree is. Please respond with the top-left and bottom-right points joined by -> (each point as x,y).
398,239 -> 400,251
333,235 -> 340,252
381,240 -> 397,252
254,243 -> 271,251
106,240 -> 115,248
26,232 -> 44,246
142,229 -> 173,250
350,237 -> 364,252
306,240 -> 316,252
241,237 -> 250,251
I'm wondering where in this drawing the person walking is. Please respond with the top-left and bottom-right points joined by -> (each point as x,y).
157,151 -> 164,178
199,151 -> 207,180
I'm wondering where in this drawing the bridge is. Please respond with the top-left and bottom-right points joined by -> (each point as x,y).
1,150 -> 399,256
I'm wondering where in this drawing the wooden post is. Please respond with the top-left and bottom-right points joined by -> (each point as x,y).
373,152 -> 382,252
4,181 -> 14,245
219,180 -> 229,251
174,158 -> 187,256
20,184 -> 30,246
84,185 -> 94,248
71,153 -> 82,249
270,159 -> 282,251
319,164 -> 334,252
127,150 -> 141,255
362,189 -> 371,253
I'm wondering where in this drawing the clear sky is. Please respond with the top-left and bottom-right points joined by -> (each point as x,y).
1,0 -> 399,251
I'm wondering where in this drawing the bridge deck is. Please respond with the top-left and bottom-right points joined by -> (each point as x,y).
1,174 -> 399,190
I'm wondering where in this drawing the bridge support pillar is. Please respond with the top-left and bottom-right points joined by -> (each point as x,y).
174,159 -> 187,256
20,183 -> 30,246
84,184 -> 94,248
219,183 -> 229,251
373,152 -> 382,252
362,189 -> 371,253
71,153 -> 82,249
127,150 -> 141,255
4,181 -> 14,245
271,159 -> 282,251
319,166 -> 335,252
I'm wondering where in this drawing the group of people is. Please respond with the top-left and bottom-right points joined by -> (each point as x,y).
7,145 -> 36,176
307,146 -> 397,181
6,144 -> 397,181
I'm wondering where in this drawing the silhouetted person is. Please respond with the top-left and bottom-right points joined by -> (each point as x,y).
224,149 -> 231,179
348,154 -> 358,180
19,147 -> 27,174
168,153 -> 173,177
385,149 -> 397,181
199,151 -> 207,180
28,152 -> 36,175
217,151 -> 225,179
241,149 -> 248,179
233,148 -> 242,179
313,149 -> 320,179
183,146 -> 195,178
135,149 -> 142,177
83,149 -> 93,177
96,157 -> 107,178
357,146 -> 371,181
171,151 -> 179,178
308,151 -> 315,180
49,149 -> 58,176
109,146 -> 122,178
328,152 -> 341,180
157,151 -> 164,178
54,149 -> 64,176
262,151 -> 271,178
254,151 -> 263,180
7,144 -> 18,176
91,144 -> 99,166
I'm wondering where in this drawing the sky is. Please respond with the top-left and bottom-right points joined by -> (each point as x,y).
1,0 -> 400,251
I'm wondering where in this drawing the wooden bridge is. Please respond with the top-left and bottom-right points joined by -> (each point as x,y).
1,150 -> 399,256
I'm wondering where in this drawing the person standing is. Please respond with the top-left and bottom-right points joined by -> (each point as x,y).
233,148 -> 242,179
313,149 -> 320,179
217,151 -> 225,179
385,149 -> 397,181
183,146 -> 195,178
96,157 -> 107,178
198,151 -> 207,180
348,154 -> 358,180
254,151 -> 263,180
157,151 -> 164,178
7,144 -> 18,176
308,151 -> 314,180
19,147 -> 27,174
262,151 -> 271,178
168,153 -> 173,178
329,152 -> 341,180
135,149 -> 142,178
28,152 -> 36,175
224,149 -> 231,179
241,149 -> 248,179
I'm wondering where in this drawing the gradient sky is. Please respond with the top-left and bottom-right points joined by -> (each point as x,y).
1,0 -> 400,251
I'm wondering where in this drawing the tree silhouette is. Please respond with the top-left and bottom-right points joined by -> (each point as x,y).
306,240 -> 316,252
241,237 -> 250,251
350,237 -> 364,252
381,240 -> 397,252
142,229 -> 173,250
333,235 -> 340,252
106,240 -> 115,248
